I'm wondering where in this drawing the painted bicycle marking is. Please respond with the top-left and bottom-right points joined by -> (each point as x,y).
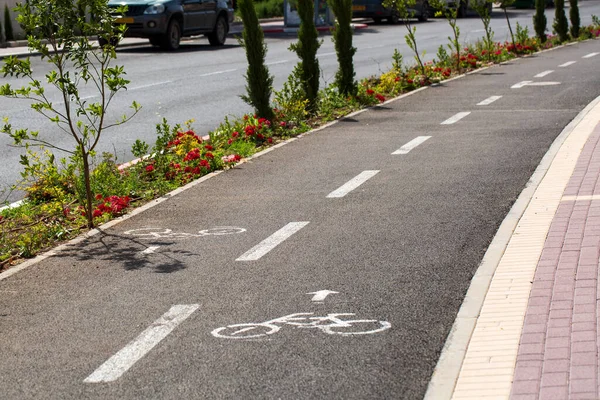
211,313 -> 391,339
124,227 -> 246,239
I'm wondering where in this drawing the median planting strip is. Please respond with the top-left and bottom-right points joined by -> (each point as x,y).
1,20 -> 599,272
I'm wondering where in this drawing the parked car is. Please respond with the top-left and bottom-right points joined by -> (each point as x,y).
447,0 -> 492,17
102,0 -> 234,50
352,0 -> 432,23
513,0 -> 554,8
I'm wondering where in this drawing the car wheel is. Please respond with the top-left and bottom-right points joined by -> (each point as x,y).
418,1 -> 429,22
160,19 -> 181,51
98,36 -> 119,48
388,11 -> 400,24
149,36 -> 161,47
208,15 -> 228,46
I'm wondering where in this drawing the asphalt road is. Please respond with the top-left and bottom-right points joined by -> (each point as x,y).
0,36 -> 599,399
1,2 -> 600,202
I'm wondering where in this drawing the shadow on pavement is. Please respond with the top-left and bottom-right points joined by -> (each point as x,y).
59,230 -> 193,273
117,43 -> 241,54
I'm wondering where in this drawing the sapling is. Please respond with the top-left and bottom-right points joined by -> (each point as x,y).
431,0 -> 462,73
0,0 -> 140,228
383,0 -> 427,78
499,0 -> 516,47
471,0 -> 494,62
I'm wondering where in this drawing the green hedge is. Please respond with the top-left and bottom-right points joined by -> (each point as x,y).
236,0 -> 284,19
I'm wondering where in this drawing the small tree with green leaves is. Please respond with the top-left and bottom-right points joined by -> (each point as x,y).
533,0 -> 547,42
327,0 -> 357,96
383,0 -> 426,77
553,0 -> 569,42
569,0 -> 580,38
238,0 -> 274,120
289,0 -> 321,113
0,0 -> 140,228
3,5 -> 13,41
431,0 -> 462,73
499,0 -> 516,47
471,0 -> 494,62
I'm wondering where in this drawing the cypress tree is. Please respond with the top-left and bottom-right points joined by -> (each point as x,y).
553,0 -> 569,42
569,0 -> 580,38
289,0 -> 321,114
0,16 -> 4,45
328,0 -> 356,96
238,0 -> 274,120
3,5 -> 13,41
533,0 -> 547,43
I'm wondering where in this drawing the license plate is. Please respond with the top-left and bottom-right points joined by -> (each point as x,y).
115,17 -> 134,24
352,5 -> 366,11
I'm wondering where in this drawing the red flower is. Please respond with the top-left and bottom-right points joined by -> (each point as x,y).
232,131 -> 239,138
267,137 -> 273,144
183,148 -> 201,161
244,125 -> 256,136
257,134 -> 264,140
394,76 -> 400,82
375,94 -> 385,103
184,166 -> 192,173
205,152 -> 214,159
192,167 -> 201,175
366,89 -> 375,95
227,139 -> 233,145
204,145 -> 213,151
93,209 -> 103,218
407,79 -> 413,84
145,165 -> 154,172
95,194 -> 103,200
279,121 -> 287,128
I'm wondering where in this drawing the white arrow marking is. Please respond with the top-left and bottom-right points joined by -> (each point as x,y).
307,290 -> 339,302
84,304 -> 199,383
511,81 -> 533,89
526,82 -> 561,86
534,70 -> 554,78
141,246 -> 160,255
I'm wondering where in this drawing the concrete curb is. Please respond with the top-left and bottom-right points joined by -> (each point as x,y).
423,93 -> 600,400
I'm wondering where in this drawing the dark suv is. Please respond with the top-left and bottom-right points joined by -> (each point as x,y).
104,0 -> 234,50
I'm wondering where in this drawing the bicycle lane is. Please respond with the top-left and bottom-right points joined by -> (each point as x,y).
1,39 -> 599,399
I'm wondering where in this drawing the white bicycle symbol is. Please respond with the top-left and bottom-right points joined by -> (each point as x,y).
211,313 -> 391,339
123,226 -> 246,239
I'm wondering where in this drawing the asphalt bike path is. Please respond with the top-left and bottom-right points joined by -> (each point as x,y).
0,40 -> 599,399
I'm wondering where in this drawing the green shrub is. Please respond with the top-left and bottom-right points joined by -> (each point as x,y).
553,0 -> 569,42
569,0 -> 580,38
533,0 -> 547,42
328,0 -> 357,96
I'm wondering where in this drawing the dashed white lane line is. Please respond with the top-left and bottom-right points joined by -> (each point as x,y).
236,222 -> 310,261
129,81 -> 173,91
199,68 -> 237,77
511,81 -> 532,89
527,81 -> 561,86
392,136 -> 431,155
440,112 -> 471,125
140,246 -> 160,255
477,95 -> 502,106
559,61 -> 576,67
326,170 -> 380,198
534,70 -> 554,78
583,52 -> 599,58
84,304 -> 199,383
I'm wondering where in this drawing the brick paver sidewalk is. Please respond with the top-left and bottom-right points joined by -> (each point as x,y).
511,122 -> 600,399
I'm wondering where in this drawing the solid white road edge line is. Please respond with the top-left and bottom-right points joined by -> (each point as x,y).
423,94 -> 600,400
476,95 -> 502,106
440,112 -> 471,125
84,304 -> 199,383
392,136 -> 431,155
326,170 -> 380,198
236,222 -> 310,261
559,61 -> 576,67
534,70 -> 554,78
583,52 -> 599,58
